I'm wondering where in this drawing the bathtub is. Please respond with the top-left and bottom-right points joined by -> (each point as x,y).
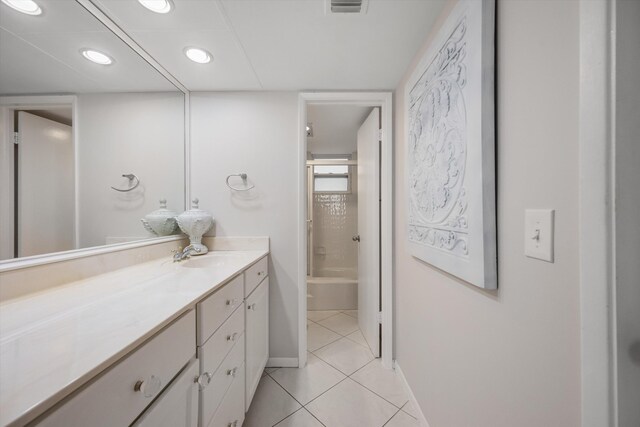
307,269 -> 358,310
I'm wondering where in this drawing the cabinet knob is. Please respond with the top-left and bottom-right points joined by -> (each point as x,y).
257,271 -> 263,276
134,375 -> 162,398
226,332 -> 238,342
227,421 -> 238,427
226,367 -> 238,377
196,372 -> 213,387
226,298 -> 238,307
248,303 -> 257,311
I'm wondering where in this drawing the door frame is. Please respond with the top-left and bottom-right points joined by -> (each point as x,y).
579,0 -> 616,425
0,95 -> 79,253
298,92 -> 393,369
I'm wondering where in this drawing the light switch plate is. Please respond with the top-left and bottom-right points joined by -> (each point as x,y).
525,209 -> 555,262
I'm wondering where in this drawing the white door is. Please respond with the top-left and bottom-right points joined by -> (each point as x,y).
18,112 -> 74,257
357,108 -> 381,357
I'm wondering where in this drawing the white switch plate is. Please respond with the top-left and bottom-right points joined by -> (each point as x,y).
525,209 -> 555,262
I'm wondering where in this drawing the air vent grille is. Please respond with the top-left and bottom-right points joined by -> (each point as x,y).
329,0 -> 368,14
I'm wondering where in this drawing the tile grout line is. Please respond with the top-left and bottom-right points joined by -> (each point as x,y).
268,369 -> 349,426
304,407 -> 328,427
301,376 -> 398,427
270,407 -> 305,427
381,407 -> 404,427
307,311 -> 343,323
267,367 -> 407,427
300,376 -> 350,408
310,343 -> 374,377
308,335 -> 343,353
268,318 -> 403,427
346,359 -> 410,412
308,325 -> 364,353
399,401 -> 419,421
264,374 -> 311,426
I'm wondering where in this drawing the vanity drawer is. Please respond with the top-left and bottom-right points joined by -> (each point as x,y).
245,255 -> 268,297
197,274 -> 244,345
35,310 -> 195,427
132,358 -> 199,427
206,364 -> 245,427
199,335 -> 244,427
198,304 -> 244,377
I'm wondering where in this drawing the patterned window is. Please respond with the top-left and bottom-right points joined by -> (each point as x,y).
313,164 -> 350,193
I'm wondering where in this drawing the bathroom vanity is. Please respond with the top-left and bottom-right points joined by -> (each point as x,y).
0,249 -> 270,427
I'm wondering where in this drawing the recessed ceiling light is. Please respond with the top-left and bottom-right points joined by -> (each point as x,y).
80,49 -> 114,66
137,0 -> 173,14
184,47 -> 212,64
1,0 -> 42,15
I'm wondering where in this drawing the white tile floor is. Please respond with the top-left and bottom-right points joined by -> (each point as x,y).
245,310 -> 418,427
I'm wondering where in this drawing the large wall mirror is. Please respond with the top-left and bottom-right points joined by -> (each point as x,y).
0,0 -> 186,263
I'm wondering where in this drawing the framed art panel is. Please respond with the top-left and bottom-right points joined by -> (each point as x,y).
405,0 -> 496,289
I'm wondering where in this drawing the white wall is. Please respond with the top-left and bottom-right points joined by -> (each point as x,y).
190,92 -> 299,360
615,0 -> 640,424
393,1 -> 581,426
77,92 -> 184,248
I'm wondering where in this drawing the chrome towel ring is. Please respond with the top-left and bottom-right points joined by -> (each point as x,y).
111,173 -> 140,192
226,173 -> 255,191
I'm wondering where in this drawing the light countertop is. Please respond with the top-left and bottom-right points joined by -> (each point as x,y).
0,249 -> 268,427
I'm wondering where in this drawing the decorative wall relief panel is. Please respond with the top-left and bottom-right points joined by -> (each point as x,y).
406,0 -> 496,289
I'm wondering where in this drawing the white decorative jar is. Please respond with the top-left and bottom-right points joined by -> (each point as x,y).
141,199 -> 178,236
176,198 -> 214,255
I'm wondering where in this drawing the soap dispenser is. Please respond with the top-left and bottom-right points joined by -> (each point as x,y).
176,198 -> 214,255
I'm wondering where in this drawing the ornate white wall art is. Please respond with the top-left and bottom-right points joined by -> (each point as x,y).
405,0 -> 496,289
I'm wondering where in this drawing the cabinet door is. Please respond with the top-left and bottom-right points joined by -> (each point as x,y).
207,364 -> 245,427
133,359 -> 199,427
245,277 -> 269,410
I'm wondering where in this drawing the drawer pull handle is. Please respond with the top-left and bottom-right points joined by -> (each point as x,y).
226,367 -> 238,377
227,332 -> 238,342
196,372 -> 213,387
134,375 -> 162,398
228,421 -> 238,427
248,303 -> 257,311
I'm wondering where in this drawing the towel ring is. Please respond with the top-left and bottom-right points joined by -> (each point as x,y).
111,173 -> 140,192
226,173 -> 255,191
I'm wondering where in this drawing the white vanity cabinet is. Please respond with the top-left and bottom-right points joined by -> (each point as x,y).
24,253 -> 269,427
245,275 -> 269,410
34,310 -> 196,427
197,296 -> 245,427
197,254 -> 269,426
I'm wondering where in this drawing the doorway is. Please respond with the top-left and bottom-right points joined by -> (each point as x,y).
0,96 -> 77,261
298,92 -> 393,369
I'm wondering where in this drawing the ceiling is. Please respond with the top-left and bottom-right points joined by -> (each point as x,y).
93,0 -> 447,91
307,105 -> 372,155
0,0 -> 446,94
0,0 -> 178,95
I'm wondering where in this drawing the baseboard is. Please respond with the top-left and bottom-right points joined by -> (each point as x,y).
266,357 -> 299,368
395,361 -> 430,427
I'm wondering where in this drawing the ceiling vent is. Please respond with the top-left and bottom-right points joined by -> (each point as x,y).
327,0 -> 369,14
